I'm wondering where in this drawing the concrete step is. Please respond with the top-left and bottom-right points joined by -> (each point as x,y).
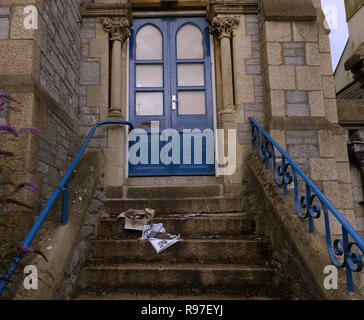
76,288 -> 288,300
97,213 -> 256,239
89,237 -> 269,265
79,263 -> 277,291
124,176 -> 222,187
105,184 -> 222,199
103,197 -> 243,215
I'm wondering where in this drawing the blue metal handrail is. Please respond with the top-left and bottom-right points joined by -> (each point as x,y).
0,120 -> 134,296
249,117 -> 364,292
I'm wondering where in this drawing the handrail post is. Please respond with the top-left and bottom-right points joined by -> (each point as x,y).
249,116 -> 364,293
61,182 -> 69,225
0,121 -> 134,297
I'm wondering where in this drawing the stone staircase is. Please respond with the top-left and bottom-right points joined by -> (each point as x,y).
74,177 -> 293,300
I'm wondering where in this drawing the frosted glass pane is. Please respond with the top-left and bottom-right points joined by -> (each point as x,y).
136,65 -> 163,87
136,92 -> 163,115
177,24 -> 203,59
178,64 -> 204,86
136,25 -> 162,60
178,91 -> 205,115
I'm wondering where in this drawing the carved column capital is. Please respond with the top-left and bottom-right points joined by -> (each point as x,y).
209,16 -> 240,39
102,17 -> 130,42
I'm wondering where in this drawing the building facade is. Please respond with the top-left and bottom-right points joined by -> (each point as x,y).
1,0 -> 364,298
334,0 -> 364,238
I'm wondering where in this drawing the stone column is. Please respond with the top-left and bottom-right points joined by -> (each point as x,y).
210,16 -> 239,112
102,17 -> 130,117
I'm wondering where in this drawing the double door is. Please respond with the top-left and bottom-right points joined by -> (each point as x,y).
129,17 -> 215,176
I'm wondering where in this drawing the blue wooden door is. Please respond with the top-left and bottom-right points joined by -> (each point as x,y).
129,17 -> 215,176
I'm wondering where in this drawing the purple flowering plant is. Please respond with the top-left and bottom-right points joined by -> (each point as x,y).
0,93 -> 40,213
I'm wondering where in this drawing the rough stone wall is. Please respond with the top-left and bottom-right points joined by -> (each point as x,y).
243,152 -> 364,299
79,16 -> 108,148
41,0 -> 81,122
37,0 -> 83,200
259,1 -> 356,237
59,173 -> 104,299
237,13 -> 265,145
37,109 -> 82,200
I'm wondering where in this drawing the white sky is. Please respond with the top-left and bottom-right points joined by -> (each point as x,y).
321,0 -> 349,70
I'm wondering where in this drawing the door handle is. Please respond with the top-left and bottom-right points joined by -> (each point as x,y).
172,95 -> 178,110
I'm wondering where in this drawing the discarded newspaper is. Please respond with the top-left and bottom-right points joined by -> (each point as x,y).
141,223 -> 181,254
117,208 -> 155,231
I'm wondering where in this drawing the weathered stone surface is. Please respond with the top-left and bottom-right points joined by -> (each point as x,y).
309,91 -> 325,117
40,0 -> 82,125
66,241 -> 89,277
0,7 -> 9,16
261,0 -> 316,21
81,226 -> 94,239
266,42 -> 282,65
80,61 -> 100,85
320,53 -> 333,75
88,199 -> 102,214
292,21 -> 318,42
322,75 -> 336,98
286,130 -> 317,145
268,66 -> 295,90
336,162 -> 352,184
284,56 -> 305,65
0,40 -> 36,75
0,17 -> 8,39
264,21 -> 292,42
287,144 -> 319,158
306,43 -> 320,65
318,34 -> 330,53
286,91 -> 308,104
309,158 -> 338,181
324,99 -> 339,123
317,130 -> 335,157
296,66 -> 322,90
286,103 -> 310,117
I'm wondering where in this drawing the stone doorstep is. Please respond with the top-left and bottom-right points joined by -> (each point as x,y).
102,197 -> 243,214
124,176 -> 222,187
105,184 -> 223,199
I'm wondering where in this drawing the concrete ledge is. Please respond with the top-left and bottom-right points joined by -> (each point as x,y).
12,151 -> 105,300
80,3 -> 132,23
269,116 -> 346,133
261,0 -> 316,21
132,1 -> 207,11
338,99 -> 364,129
207,0 -> 259,19
245,152 -> 363,299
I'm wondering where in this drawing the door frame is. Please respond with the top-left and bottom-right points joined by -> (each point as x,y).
125,13 -> 218,178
